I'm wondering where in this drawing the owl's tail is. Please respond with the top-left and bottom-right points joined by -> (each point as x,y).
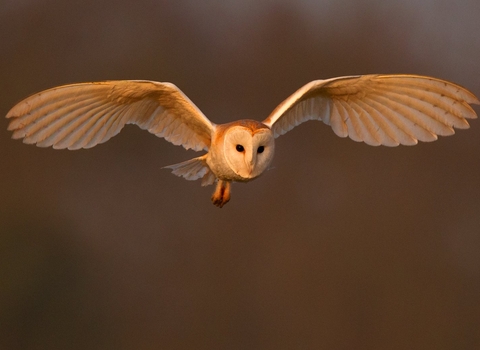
163,154 -> 216,186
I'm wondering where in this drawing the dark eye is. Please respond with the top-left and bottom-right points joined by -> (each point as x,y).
257,146 -> 265,154
236,145 -> 244,152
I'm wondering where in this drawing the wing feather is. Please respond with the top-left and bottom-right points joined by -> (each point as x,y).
65,105 -> 124,150
376,91 -> 455,136
376,85 -> 473,128
348,100 -> 383,146
50,102 -> 119,149
330,102 -> 348,138
11,95 -> 102,139
362,95 -> 422,145
263,74 -> 479,146
7,80 -> 214,151
373,84 -> 470,128
366,94 -> 438,142
31,100 -> 109,147
336,99 -> 362,142
85,106 -> 130,149
351,99 -> 400,146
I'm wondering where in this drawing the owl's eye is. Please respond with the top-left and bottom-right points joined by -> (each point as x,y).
236,145 -> 244,152
257,146 -> 265,154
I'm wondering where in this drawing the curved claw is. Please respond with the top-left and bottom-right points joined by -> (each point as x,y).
211,180 -> 231,208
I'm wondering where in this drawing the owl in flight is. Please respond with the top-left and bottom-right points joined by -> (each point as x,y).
6,75 -> 479,207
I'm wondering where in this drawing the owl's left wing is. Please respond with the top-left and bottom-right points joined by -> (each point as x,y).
262,75 -> 479,146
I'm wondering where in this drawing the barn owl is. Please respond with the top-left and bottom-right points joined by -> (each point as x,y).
6,75 -> 479,207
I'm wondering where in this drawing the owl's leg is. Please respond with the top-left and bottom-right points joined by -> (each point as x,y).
211,180 -> 231,208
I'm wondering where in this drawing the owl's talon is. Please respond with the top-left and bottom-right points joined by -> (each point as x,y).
211,180 -> 231,208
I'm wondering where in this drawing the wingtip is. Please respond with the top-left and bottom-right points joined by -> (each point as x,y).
11,128 -> 28,140
6,117 -> 21,131
5,106 -> 19,120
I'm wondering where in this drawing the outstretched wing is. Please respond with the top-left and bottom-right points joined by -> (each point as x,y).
262,75 -> 479,146
6,80 -> 214,151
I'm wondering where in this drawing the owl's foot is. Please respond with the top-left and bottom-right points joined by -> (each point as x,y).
211,180 -> 231,208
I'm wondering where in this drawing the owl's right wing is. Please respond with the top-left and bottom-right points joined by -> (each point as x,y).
6,80 -> 214,151
262,74 -> 479,146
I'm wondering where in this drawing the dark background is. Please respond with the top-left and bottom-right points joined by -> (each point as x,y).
1,1 -> 480,349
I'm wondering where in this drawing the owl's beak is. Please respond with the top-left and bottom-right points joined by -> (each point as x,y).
246,163 -> 254,176
245,153 -> 256,177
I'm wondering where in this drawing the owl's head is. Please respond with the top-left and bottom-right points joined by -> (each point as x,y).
223,120 -> 274,180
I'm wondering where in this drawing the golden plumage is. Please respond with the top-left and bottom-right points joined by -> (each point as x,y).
6,74 -> 479,207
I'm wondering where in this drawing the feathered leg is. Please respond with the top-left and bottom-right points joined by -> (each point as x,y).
211,180 -> 231,208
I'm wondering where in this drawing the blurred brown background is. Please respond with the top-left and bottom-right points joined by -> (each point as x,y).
1,1 -> 480,349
